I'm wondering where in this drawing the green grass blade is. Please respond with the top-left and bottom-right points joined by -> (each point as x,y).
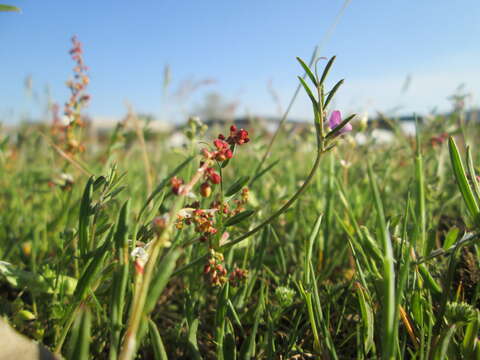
367,162 -> 396,360
78,177 -> 94,256
144,249 -> 182,315
448,137 -> 480,224
148,318 -> 169,360
68,306 -> 92,360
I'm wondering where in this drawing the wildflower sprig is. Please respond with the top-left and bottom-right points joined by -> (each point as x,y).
173,56 -> 355,277
171,124 -> 250,199
49,36 -> 91,157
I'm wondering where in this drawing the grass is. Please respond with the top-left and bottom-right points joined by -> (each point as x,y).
1,54 -> 480,360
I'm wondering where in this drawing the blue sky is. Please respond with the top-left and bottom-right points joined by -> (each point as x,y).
1,0 -> 480,123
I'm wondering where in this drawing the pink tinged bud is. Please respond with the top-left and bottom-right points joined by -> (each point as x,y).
230,125 -> 237,132
328,110 -> 352,134
135,259 -> 144,274
220,232 -> 230,244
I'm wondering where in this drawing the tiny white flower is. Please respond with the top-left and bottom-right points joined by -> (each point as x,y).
220,232 -> 230,246
178,208 -> 194,218
61,115 -> 71,126
60,173 -> 74,183
131,247 -> 149,264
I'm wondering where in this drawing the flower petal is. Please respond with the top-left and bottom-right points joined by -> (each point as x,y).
329,110 -> 342,129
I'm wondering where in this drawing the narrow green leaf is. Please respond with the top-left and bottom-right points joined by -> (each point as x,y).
68,307 -> 92,360
114,200 -> 130,251
298,76 -> 317,107
73,231 -> 112,302
355,284 -> 374,354
325,114 -> 355,139
239,282 -> 264,360
319,55 -> 336,85
223,332 -> 237,360
224,210 -> 255,227
148,318 -> 169,360
78,177 -> 94,256
444,227 -> 459,250
304,213 -> 323,284
324,79 -> 344,109
296,57 -> 318,86
225,176 -> 250,197
418,264 -> 442,296
367,162 -> 396,360
435,325 -> 457,360
187,318 -> 202,360
466,146 -> 480,207
462,312 -> 480,357
144,249 -> 181,315
109,201 -> 130,360
448,137 -> 480,223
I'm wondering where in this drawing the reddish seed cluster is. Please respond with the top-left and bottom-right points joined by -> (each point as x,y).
229,267 -> 248,287
52,36 -> 90,155
168,125 -> 251,287
204,251 -> 228,286
64,35 -> 90,126
203,125 -> 250,161
223,125 -> 250,146
175,207 -> 218,243
171,124 -> 250,198
198,125 -> 250,198
210,187 -> 249,216
203,251 -> 248,287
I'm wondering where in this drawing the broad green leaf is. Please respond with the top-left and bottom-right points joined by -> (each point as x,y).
0,262 -> 77,295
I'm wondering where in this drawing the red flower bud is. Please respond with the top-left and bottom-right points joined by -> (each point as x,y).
209,172 -> 221,184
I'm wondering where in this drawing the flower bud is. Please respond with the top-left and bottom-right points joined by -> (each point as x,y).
152,215 -> 168,234
209,172 -> 221,185
200,182 -> 212,197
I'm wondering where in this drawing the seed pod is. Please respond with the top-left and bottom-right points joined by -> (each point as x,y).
200,182 -> 212,197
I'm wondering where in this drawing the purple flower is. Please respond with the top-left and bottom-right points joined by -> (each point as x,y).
328,110 -> 352,134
